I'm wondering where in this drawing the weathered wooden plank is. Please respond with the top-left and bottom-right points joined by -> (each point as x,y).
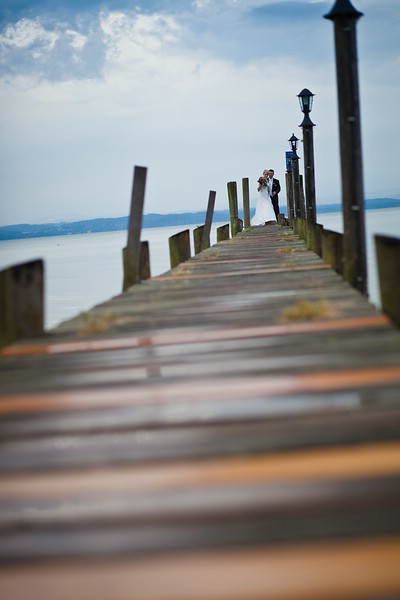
1,536 -> 400,600
1,363 -> 399,414
0,221 -> 399,600
1,405 -> 400,473
0,314 -> 390,357
1,476 -> 399,562
1,442 -> 398,501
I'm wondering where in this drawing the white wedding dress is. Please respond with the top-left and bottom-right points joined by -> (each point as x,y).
251,180 -> 277,226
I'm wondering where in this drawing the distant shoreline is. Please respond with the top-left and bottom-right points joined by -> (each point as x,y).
1,198 -> 399,241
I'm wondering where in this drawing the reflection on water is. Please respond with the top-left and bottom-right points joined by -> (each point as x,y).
0,209 -> 399,329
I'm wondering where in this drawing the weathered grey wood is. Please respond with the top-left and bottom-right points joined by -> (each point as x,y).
307,222 -> 323,256
217,223 -> 230,242
285,171 -> 294,227
193,225 -> 205,255
299,174 -> 306,219
227,181 -> 239,237
292,156 -> 301,226
242,178 -> 250,229
169,229 -> 190,268
123,240 -> 150,288
233,217 -> 243,236
325,1 -> 367,295
122,166 -> 147,291
321,228 -> 343,274
140,241 -> 151,280
0,260 -> 44,346
1,222 -> 400,600
297,217 -> 306,241
301,117 -> 317,224
201,190 -> 216,251
1,476 -> 399,561
375,234 -> 400,327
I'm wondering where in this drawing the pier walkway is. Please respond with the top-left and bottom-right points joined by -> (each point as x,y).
1,222 -> 400,599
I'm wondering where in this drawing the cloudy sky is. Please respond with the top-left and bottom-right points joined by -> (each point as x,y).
0,0 -> 399,225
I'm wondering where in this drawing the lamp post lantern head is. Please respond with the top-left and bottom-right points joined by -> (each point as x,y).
289,133 -> 299,153
298,88 -> 314,114
324,0 -> 363,21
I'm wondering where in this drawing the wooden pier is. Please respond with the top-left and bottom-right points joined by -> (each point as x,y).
1,221 -> 400,599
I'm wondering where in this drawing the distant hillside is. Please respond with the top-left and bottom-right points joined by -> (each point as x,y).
0,198 -> 399,241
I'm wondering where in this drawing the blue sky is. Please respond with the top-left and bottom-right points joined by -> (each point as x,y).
0,0 -> 399,225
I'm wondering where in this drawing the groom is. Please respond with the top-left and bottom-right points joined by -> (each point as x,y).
268,169 -> 281,220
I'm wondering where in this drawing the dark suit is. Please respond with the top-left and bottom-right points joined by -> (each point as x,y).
270,177 -> 281,219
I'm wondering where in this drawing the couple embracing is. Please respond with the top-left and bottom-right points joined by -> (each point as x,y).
251,168 -> 281,226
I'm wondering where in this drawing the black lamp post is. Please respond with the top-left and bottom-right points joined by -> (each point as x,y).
288,133 -> 302,222
324,0 -> 367,295
298,88 -> 316,225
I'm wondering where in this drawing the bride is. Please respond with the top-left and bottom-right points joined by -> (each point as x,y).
251,169 -> 277,226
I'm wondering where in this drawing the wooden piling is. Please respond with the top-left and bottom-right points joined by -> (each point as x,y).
285,171 -> 294,227
193,226 -> 205,255
227,181 -> 239,237
242,178 -> 251,229
375,234 -> 400,327
297,217 -> 306,241
233,217 -> 243,236
301,116 -> 317,224
292,157 -> 301,223
122,166 -> 147,291
321,228 -> 344,274
307,222 -> 323,256
169,229 -> 191,269
299,174 -> 306,219
0,259 -> 44,347
202,191 -> 216,251
140,241 -> 151,280
217,224 -> 230,242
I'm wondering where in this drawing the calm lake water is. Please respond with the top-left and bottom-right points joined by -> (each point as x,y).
0,208 -> 399,330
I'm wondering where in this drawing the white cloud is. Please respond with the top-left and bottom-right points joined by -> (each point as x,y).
99,11 -> 182,68
0,18 -> 59,51
0,2 -> 399,226
66,29 -> 88,51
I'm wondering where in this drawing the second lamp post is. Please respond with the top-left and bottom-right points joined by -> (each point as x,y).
298,88 -> 317,225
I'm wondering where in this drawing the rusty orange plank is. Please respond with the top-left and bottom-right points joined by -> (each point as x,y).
0,314 -> 391,357
0,365 -> 399,416
153,263 -> 332,280
1,441 -> 399,502
1,536 -> 399,600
